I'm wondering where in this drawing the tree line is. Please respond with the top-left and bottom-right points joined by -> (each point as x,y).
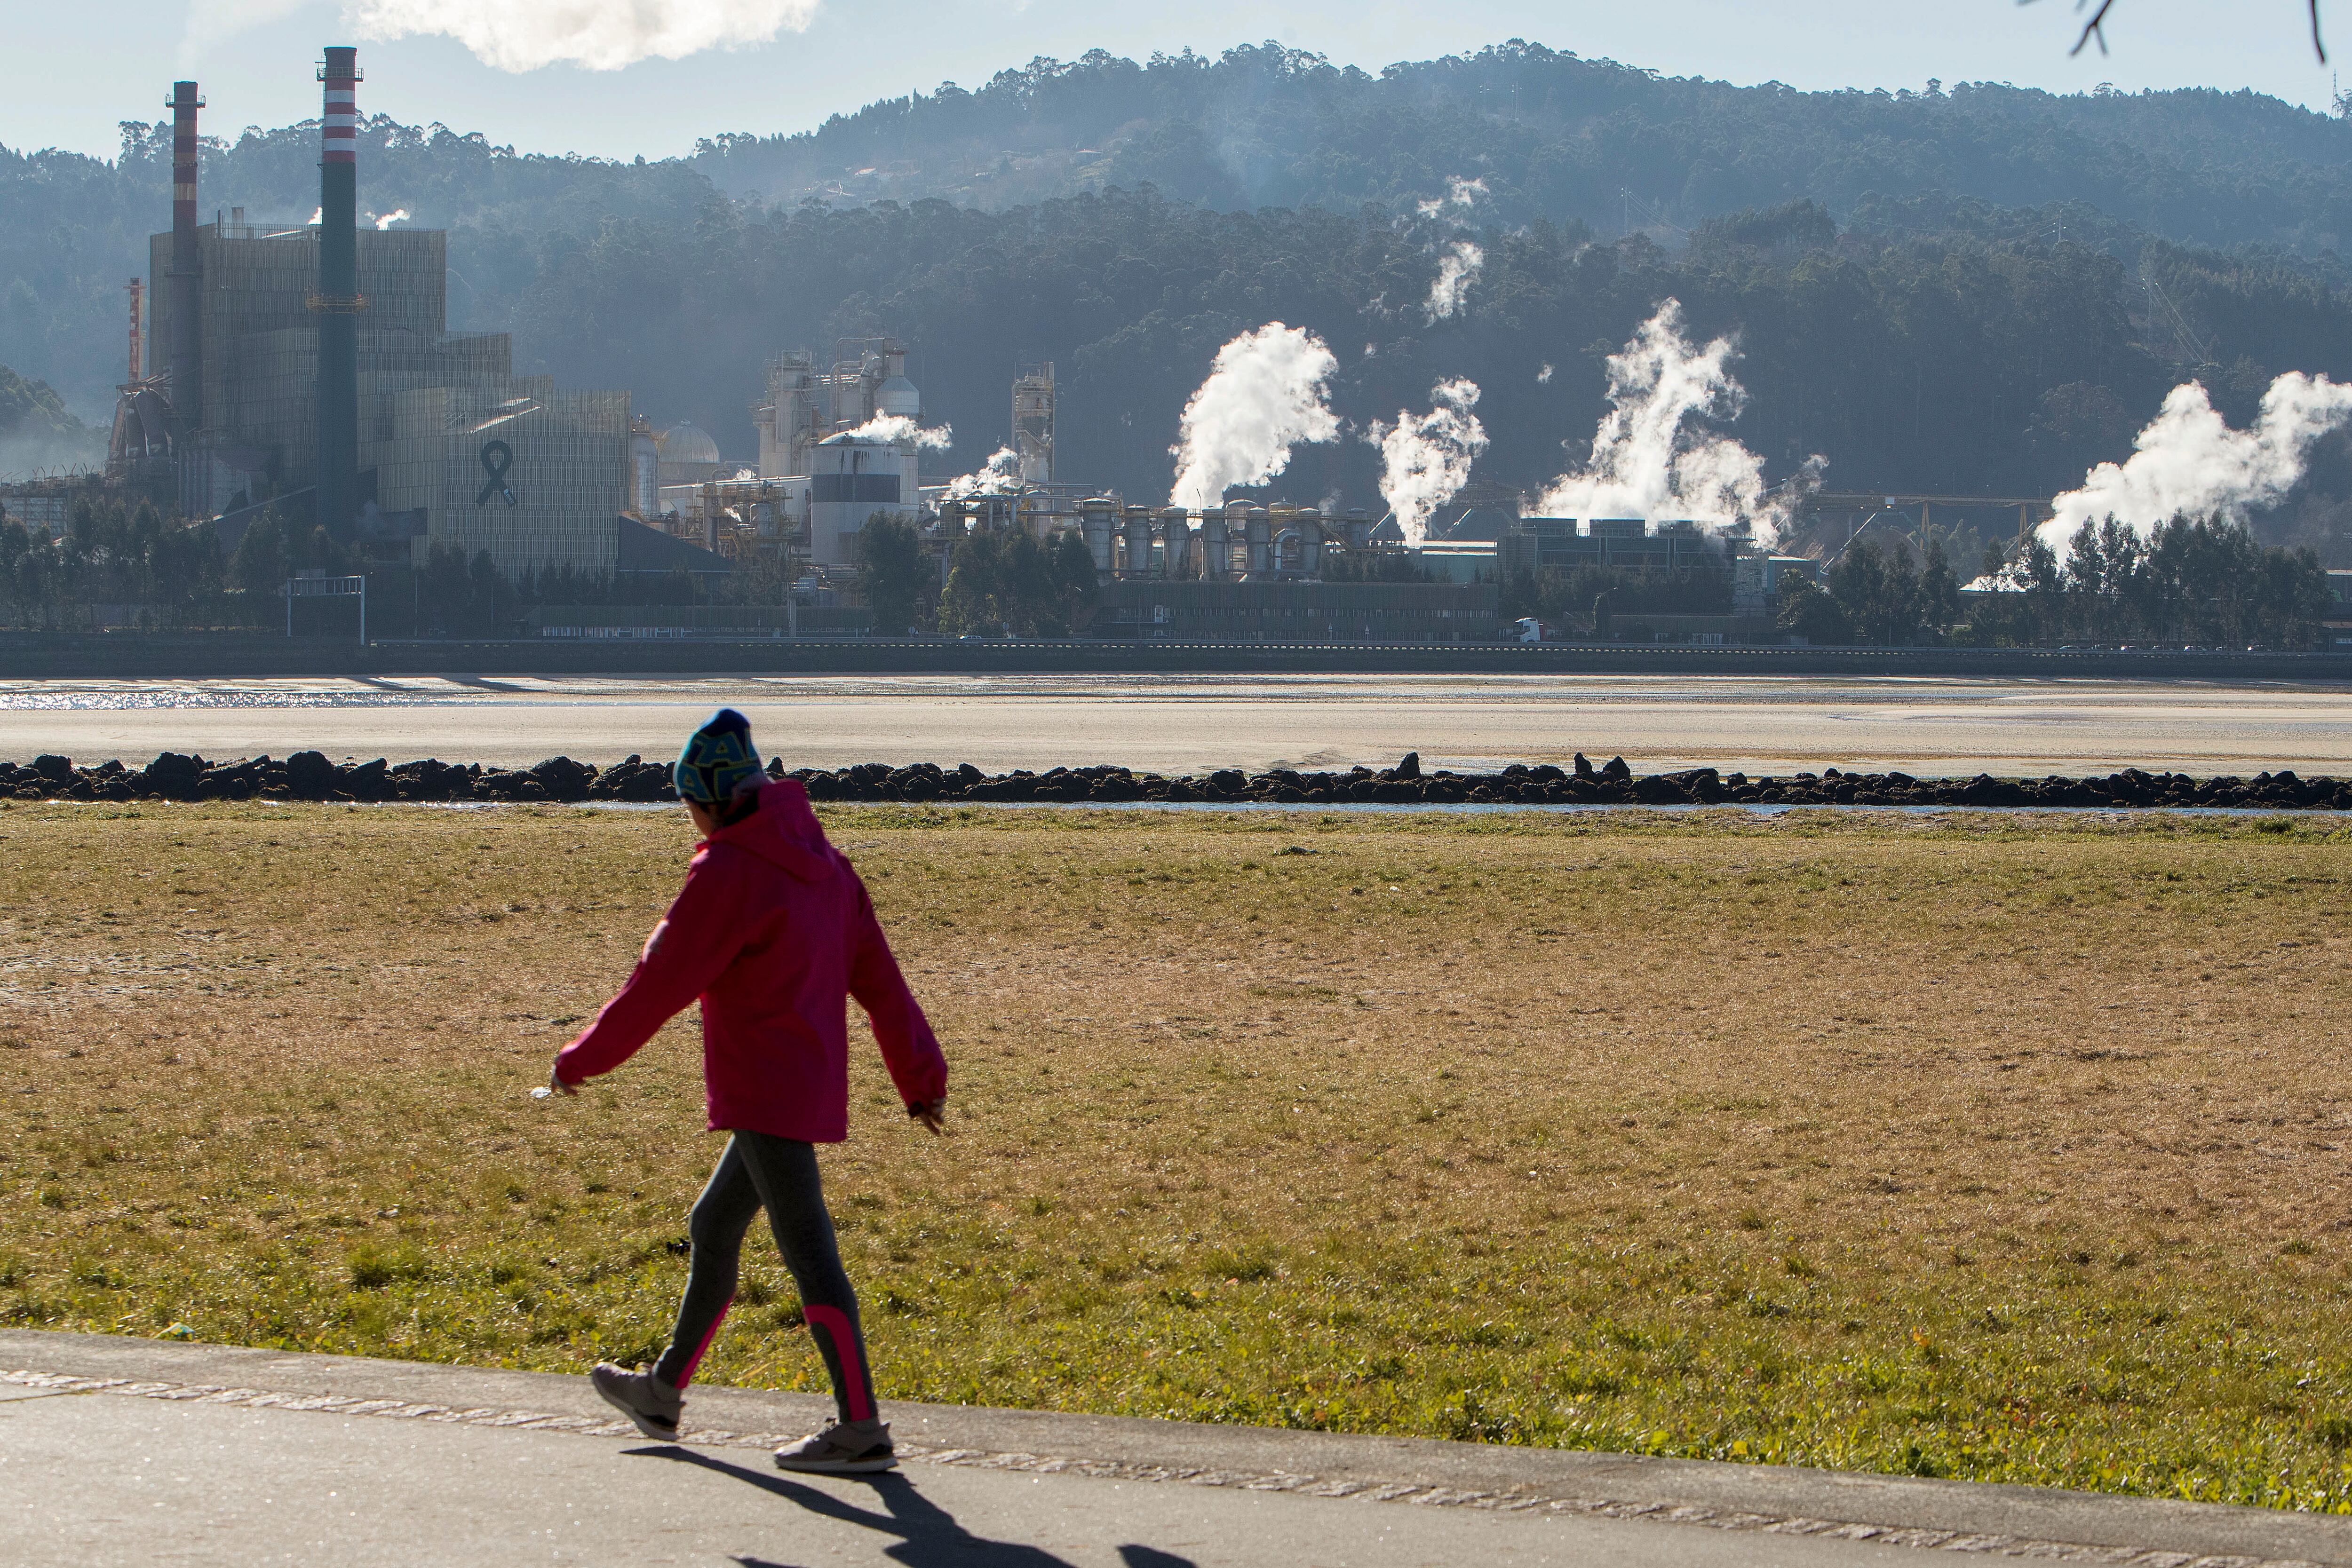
0,494 -> 813,636
1501,520 -> 2331,647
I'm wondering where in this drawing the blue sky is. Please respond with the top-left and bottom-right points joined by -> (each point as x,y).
6,0 -> 2342,162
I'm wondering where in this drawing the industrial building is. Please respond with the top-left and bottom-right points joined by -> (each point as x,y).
130,56 -> 643,577
742,340 -> 928,568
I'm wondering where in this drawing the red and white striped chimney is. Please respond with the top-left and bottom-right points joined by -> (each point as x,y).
321,48 -> 357,166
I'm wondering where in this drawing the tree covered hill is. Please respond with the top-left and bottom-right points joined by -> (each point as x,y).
691,42 -> 2352,252
9,39 -> 2352,554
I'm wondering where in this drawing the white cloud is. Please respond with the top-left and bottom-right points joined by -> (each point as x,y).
348,0 -> 821,72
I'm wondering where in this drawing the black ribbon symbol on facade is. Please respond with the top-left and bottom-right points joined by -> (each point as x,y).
476,440 -> 517,507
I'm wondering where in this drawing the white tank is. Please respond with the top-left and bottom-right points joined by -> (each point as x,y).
658,422 -> 723,487
808,433 -> 914,568
875,375 -> 921,419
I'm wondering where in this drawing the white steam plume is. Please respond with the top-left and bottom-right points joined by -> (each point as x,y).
1534,299 -> 1818,546
1168,323 -> 1340,509
1368,379 -> 1489,548
939,447 -> 1020,500
373,209 -> 411,229
840,412 -> 954,451
1425,240 -> 1483,323
1416,175 -> 1488,217
349,0 -> 819,71
2040,372 -> 2352,546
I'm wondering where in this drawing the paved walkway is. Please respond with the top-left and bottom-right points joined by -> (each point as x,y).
3,1331 -> 2347,1567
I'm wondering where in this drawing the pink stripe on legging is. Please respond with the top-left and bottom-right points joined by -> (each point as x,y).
802,1303 -> 873,1421
675,1296 -> 733,1388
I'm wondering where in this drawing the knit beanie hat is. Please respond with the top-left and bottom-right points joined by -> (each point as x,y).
674,708 -> 763,804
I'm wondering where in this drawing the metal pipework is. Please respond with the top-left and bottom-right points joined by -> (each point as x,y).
314,46 -> 363,542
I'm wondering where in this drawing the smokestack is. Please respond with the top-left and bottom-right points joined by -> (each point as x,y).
166,81 -> 202,438
315,46 -> 362,542
126,279 -> 144,383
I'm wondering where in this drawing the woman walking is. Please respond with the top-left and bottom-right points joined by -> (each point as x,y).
547,709 -> 947,1473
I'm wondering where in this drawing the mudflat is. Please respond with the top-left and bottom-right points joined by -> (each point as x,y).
5,673 -> 2352,775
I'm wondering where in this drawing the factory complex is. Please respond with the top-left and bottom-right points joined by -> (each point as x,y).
14,46 -> 1815,645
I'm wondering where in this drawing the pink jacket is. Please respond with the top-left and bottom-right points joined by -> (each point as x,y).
554,779 -> 946,1141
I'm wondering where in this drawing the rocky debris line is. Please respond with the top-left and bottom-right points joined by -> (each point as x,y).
2,749 -> 2348,810
0,751 -> 675,804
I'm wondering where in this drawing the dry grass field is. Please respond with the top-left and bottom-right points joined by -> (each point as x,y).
4,800 -> 2352,1507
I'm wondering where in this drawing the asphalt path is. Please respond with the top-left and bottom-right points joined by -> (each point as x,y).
3,1331 -> 2346,1568
4,673 -> 2352,777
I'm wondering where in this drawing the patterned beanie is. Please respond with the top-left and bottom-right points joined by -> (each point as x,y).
674,708 -> 763,804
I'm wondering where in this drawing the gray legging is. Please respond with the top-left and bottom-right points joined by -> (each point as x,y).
652,1130 -> 876,1425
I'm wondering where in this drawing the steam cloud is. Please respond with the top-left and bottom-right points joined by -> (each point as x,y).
1534,299 -> 1817,545
939,447 -> 1021,500
373,209 -> 411,230
1368,379 -> 1489,547
1168,323 -> 1340,510
350,0 -> 819,71
1416,176 -> 1488,218
0,425 -> 104,485
1425,240 -> 1484,324
2040,372 -> 2352,546
840,413 -> 954,451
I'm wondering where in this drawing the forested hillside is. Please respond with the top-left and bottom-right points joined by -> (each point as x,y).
10,40 -> 2352,551
689,43 -> 2352,251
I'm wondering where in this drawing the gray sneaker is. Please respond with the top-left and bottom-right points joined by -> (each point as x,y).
773,1418 -> 896,1473
591,1362 -> 682,1440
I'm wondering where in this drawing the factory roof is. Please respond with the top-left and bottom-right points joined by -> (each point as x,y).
618,516 -> 734,574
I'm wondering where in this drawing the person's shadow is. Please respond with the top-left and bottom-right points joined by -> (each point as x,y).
629,1445 -> 1199,1568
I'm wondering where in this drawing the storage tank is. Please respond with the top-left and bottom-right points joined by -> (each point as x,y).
627,416 -> 660,517
808,432 -> 911,568
875,372 -> 921,419
1160,508 -> 1192,580
658,422 -> 724,486
1122,504 -> 1156,578
1200,507 -> 1231,580
1243,506 -> 1272,578
1080,497 -> 1118,582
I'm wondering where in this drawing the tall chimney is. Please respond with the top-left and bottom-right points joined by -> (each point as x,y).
126,279 -> 144,383
165,81 -> 202,436
314,46 -> 362,542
